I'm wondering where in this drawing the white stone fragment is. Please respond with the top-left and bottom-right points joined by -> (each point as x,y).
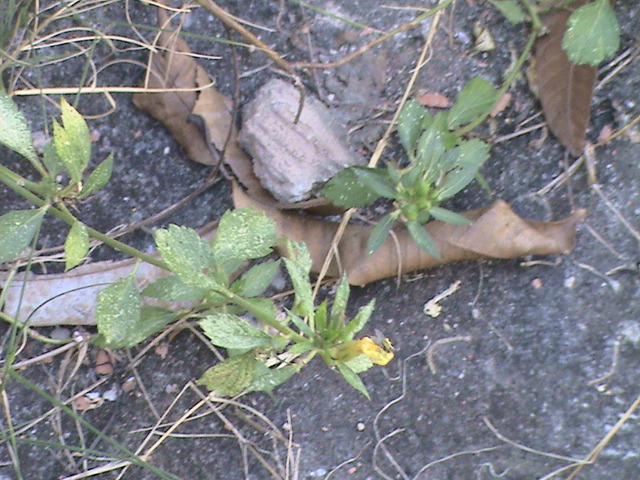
238,79 -> 363,203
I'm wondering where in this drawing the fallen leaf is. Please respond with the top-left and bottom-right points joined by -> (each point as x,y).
534,0 -> 597,156
417,92 -> 450,109
234,182 -> 587,286
132,8 -> 217,165
490,92 -> 512,117
95,348 -> 116,375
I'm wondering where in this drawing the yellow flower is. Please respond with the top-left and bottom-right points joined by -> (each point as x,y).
332,336 -> 394,366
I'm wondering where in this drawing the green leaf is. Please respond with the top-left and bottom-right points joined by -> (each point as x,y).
341,299 -> 375,341
43,141 -> 64,176
154,225 -> 219,290
248,363 -> 299,394
329,274 -> 350,330
141,275 -> 206,302
199,313 -> 271,349
366,212 -> 396,255
212,208 -> 277,275
287,310 -> 314,338
436,165 -> 480,201
282,240 -> 314,319
53,99 -> 91,182
320,167 -> 381,208
336,363 -> 370,400
428,206 -> 472,226
315,299 -> 328,332
488,0 -> 525,24
440,138 -> 490,172
406,220 -> 440,258
96,276 -> 141,349
79,153 -> 113,198
287,341 -> 314,355
196,353 -> 257,396
64,221 -> 89,270
353,167 -> 397,200
242,297 -> 277,323
397,99 -> 428,153
344,354 -> 374,374
416,123 -> 446,183
121,306 -> 177,348
447,77 -> 499,130
0,208 -> 46,263
0,91 -> 37,163
231,260 -> 281,298
562,0 -> 620,66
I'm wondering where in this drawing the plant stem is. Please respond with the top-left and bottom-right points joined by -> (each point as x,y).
0,165 -> 168,270
222,288 -> 307,343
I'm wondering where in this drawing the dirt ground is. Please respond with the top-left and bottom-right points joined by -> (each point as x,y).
1,1 -> 640,479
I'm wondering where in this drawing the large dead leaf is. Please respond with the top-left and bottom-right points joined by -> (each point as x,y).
534,0 -> 597,156
132,8 -> 217,165
234,183 -> 587,287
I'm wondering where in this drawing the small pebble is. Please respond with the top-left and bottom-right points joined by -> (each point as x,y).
356,422 -> 365,431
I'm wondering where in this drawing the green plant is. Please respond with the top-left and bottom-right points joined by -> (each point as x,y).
0,93 -> 391,399
321,79 -> 493,258
490,0 -> 620,66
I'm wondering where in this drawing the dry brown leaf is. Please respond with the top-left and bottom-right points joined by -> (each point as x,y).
417,92 -> 450,108
534,0 -> 597,156
132,9 -> 216,165
234,183 -> 587,286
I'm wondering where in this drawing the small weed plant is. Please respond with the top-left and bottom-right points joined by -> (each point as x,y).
0,93 -> 391,399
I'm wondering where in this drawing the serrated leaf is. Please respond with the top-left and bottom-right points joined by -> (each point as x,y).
320,167 -> 381,208
416,123 -> 446,183
562,0 -> 620,66
122,306 -> 177,348
337,363 -> 370,399
196,353 -> 257,396
79,153 -> 113,198
397,99 -> 428,153
282,240 -> 314,319
407,220 -> 440,258
287,310 -> 314,338
315,299 -> 328,332
344,354 -> 374,374
231,260 -> 281,298
96,276 -> 141,349
441,139 -> 490,172
64,221 -> 89,270
141,275 -> 206,302
353,168 -> 397,200
199,313 -> 271,349
54,99 -> 91,182
0,208 -> 46,263
436,164 -> 481,201
248,363 -> 299,394
0,92 -> 37,162
329,274 -> 350,329
447,77 -> 498,130
43,141 -> 64,176
488,0 -> 525,23
154,225 -> 219,290
341,299 -> 375,341
212,208 -> 277,275
366,212 -> 396,256
428,206 -> 472,226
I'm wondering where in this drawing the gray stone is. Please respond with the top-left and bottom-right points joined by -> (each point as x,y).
238,79 -> 363,203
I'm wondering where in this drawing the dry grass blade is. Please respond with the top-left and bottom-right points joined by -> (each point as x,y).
534,0 -> 597,156
233,183 -> 587,286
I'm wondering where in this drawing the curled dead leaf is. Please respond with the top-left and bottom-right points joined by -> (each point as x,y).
534,0 -> 596,156
234,183 -> 587,287
132,8 -> 217,166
